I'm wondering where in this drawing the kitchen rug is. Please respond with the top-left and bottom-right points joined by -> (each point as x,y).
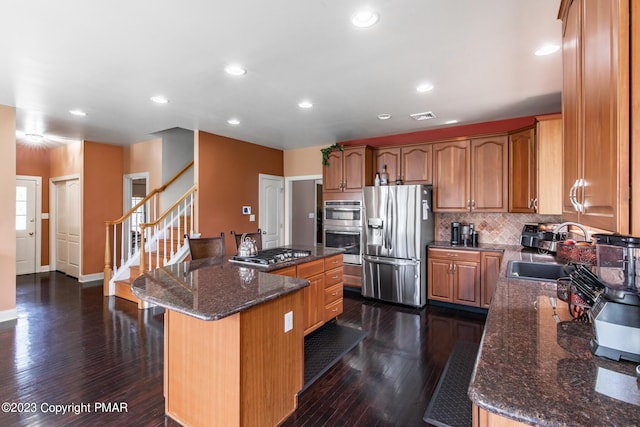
302,321 -> 368,392
423,340 -> 480,427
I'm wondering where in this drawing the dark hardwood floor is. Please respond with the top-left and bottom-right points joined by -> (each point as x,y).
0,273 -> 486,427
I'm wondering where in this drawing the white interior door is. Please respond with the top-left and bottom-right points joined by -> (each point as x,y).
259,174 -> 284,249
16,178 -> 37,274
55,178 -> 80,278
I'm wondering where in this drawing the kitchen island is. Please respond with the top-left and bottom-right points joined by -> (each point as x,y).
131,249 -> 339,427
468,246 -> 640,426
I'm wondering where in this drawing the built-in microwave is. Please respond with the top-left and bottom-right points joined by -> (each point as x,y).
323,200 -> 362,228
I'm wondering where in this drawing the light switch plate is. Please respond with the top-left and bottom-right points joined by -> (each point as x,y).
249,214 -> 255,222
284,311 -> 293,333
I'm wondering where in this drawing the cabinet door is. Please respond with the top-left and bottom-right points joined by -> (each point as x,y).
509,128 -> 536,213
303,273 -> 324,335
433,140 -> 471,212
453,261 -> 480,307
471,136 -> 508,212
536,115 -> 563,215
402,144 -> 433,184
343,146 -> 372,192
428,258 -> 453,302
374,147 -> 401,184
481,251 -> 502,308
561,0 -> 581,221
580,0 -> 629,232
323,150 -> 344,193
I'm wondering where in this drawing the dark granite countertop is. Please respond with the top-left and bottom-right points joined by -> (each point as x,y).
468,246 -> 640,426
131,246 -> 344,321
428,240 -> 511,252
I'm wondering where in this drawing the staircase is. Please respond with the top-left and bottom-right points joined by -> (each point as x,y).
104,162 -> 196,309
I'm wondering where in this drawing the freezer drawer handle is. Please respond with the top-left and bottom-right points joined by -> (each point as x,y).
363,256 -> 418,266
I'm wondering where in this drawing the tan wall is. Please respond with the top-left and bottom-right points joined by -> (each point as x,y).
124,137 -> 162,190
283,145 -> 324,177
16,145 -> 51,266
50,141 -> 82,177
196,131 -> 283,255
0,105 -> 16,314
83,141 -> 124,275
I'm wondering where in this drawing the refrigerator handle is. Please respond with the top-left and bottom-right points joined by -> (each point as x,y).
389,190 -> 394,251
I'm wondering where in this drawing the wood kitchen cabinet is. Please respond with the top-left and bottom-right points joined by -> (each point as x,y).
272,254 -> 343,335
509,127 -> 536,213
480,251 -> 502,308
433,136 -> 508,212
323,145 -> 373,194
428,248 -> 481,307
374,143 -> 432,185
509,118 -> 563,215
559,0 -> 630,233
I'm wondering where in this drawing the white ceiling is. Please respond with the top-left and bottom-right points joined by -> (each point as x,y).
2,0 -> 562,150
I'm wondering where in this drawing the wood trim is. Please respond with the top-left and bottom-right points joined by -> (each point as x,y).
633,0 -> 640,235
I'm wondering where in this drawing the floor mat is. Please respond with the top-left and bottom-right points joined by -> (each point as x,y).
423,341 -> 480,427
303,322 -> 368,392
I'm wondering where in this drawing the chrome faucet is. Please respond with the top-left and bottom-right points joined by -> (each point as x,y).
552,222 -> 591,241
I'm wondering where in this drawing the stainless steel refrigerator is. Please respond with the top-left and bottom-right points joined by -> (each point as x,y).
362,185 -> 434,307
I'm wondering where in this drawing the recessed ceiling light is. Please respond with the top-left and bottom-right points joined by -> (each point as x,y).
298,100 -> 313,109
225,65 -> 247,76
444,119 -> 459,124
25,133 -> 44,143
352,10 -> 379,28
416,83 -> 434,93
535,44 -> 560,56
150,96 -> 169,104
227,118 -> 240,125
69,109 -> 87,116
377,114 -> 392,120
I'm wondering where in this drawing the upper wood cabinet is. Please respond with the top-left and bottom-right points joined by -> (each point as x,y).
433,137 -> 508,212
509,127 -> 536,213
559,0 -> 630,233
509,117 -> 563,215
374,144 -> 432,185
323,146 -> 373,194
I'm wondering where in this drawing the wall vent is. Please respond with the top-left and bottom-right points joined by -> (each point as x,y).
410,111 -> 437,121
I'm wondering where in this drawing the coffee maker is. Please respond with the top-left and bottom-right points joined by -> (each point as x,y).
589,233 -> 640,362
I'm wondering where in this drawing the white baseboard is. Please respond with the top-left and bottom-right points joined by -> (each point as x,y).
39,265 -> 51,272
79,272 -> 104,283
0,308 -> 18,323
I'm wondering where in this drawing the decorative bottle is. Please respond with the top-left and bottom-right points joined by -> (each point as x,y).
374,173 -> 381,186
380,165 -> 388,185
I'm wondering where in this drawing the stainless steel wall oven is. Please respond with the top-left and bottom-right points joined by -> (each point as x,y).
323,200 -> 363,265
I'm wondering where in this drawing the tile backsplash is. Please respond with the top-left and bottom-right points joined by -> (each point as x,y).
435,213 -> 562,245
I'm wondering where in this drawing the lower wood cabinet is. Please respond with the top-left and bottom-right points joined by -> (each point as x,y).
272,254 -> 344,335
473,404 -> 528,427
428,248 -> 503,308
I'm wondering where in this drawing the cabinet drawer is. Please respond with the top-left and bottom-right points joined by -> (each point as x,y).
428,248 -> 480,263
324,283 -> 343,305
297,259 -> 324,278
324,299 -> 343,321
324,254 -> 343,270
324,268 -> 343,287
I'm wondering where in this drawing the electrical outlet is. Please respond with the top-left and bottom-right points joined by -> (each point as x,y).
284,311 -> 293,333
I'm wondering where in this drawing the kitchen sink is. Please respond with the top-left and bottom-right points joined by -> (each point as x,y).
506,261 -> 570,282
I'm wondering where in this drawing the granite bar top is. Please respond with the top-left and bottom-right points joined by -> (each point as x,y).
468,246 -> 640,426
131,246 -> 344,321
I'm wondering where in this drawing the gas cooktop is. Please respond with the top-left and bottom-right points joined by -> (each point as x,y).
229,248 -> 312,266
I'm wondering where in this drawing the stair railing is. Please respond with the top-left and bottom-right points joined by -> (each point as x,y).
139,185 -> 197,272
103,161 -> 194,295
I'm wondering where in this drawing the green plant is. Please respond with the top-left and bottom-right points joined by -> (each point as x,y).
321,143 -> 344,166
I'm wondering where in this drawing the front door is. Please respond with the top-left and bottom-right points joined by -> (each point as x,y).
16,178 -> 38,275
259,174 -> 284,249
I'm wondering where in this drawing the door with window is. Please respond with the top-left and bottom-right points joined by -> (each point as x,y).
16,178 -> 38,275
